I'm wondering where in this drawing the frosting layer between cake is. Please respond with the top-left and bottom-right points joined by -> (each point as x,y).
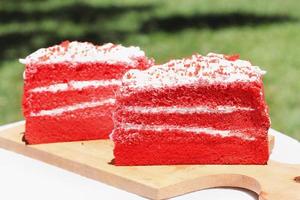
30,98 -> 115,117
123,105 -> 254,114
118,123 -> 255,141
30,79 -> 121,93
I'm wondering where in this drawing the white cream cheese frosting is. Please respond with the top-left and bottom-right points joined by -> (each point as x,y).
123,105 -> 254,114
19,41 -> 146,66
30,98 -> 115,117
30,79 -> 122,93
122,53 -> 266,90
118,123 -> 255,141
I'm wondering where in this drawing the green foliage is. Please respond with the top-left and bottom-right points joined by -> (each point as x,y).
0,0 -> 299,140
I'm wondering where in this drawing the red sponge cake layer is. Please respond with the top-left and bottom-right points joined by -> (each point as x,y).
23,82 -> 117,115
112,53 -> 271,165
23,61 -> 148,90
21,41 -> 152,144
118,82 -> 266,108
25,100 -> 115,144
114,108 -> 269,135
112,128 -> 269,165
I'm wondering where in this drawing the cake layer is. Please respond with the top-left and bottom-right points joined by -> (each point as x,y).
25,116 -> 113,144
112,128 -> 269,165
113,108 -> 270,133
23,62 -> 146,90
25,104 -> 115,144
23,84 -> 117,116
117,82 -> 265,108
21,41 -> 152,90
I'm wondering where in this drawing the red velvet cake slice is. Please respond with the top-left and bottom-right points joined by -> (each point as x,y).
20,41 -> 152,144
111,53 -> 271,165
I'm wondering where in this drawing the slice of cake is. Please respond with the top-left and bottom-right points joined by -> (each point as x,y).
20,41 -> 152,144
111,53 -> 271,165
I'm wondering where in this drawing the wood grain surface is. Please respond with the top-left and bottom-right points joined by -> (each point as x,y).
0,123 -> 299,200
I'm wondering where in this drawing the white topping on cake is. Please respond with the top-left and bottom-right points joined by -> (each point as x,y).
123,105 -> 254,114
30,79 -> 121,93
19,41 -> 146,66
117,123 -> 255,141
123,53 -> 266,90
30,98 -> 115,117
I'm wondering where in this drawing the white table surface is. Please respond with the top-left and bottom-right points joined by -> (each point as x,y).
0,121 -> 299,200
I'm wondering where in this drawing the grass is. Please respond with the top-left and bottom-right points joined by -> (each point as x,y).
0,0 -> 299,140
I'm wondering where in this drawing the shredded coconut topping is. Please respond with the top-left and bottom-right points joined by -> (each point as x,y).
19,41 -> 146,66
123,53 -> 266,90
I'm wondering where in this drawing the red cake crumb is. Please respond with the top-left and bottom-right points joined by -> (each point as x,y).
111,53 -> 271,165
21,41 -> 152,144
224,54 -> 240,61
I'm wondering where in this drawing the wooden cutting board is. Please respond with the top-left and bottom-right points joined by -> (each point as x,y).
0,122 -> 299,200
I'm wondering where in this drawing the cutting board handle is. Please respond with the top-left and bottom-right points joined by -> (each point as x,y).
159,162 -> 300,200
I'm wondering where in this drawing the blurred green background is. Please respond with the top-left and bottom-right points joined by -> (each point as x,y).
0,0 -> 299,140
